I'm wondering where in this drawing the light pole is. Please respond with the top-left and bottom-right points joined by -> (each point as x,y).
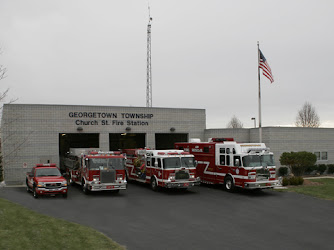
251,117 -> 256,128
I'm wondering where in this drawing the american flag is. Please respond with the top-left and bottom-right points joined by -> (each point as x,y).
259,50 -> 274,83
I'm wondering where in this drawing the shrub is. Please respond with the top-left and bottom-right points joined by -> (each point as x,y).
317,164 -> 327,175
327,164 -> 334,174
278,167 -> 288,177
304,165 -> 316,175
282,177 -> 289,186
280,151 -> 317,176
282,176 -> 304,186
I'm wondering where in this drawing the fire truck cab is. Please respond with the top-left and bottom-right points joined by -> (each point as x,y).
175,138 -> 280,191
123,149 -> 200,191
65,148 -> 127,194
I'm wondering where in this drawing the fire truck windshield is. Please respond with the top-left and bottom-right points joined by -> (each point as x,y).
35,168 -> 61,177
242,155 -> 275,168
163,157 -> 196,169
88,158 -> 124,170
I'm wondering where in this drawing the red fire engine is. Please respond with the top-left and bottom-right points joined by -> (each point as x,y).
64,148 -> 127,194
175,138 -> 280,191
122,149 -> 200,191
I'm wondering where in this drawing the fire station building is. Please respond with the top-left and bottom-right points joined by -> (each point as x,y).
1,103 -> 334,185
1,104 -> 206,185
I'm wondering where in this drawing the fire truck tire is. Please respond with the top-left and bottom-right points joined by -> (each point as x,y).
224,176 -> 235,192
33,187 -> 38,199
150,177 -> 159,191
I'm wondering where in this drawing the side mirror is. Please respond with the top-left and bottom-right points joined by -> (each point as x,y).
235,159 -> 240,167
29,173 -> 34,177
195,160 -> 198,167
154,161 -> 158,168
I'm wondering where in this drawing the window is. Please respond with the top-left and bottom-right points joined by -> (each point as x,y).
226,155 -> 230,166
321,152 -> 328,160
220,155 -> 225,165
315,152 -> 328,161
204,147 -> 210,153
220,148 -> 225,154
157,158 -> 162,168
226,148 -> 230,154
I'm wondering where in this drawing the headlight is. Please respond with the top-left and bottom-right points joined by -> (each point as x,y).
93,177 -> 99,182
248,174 -> 256,180
117,175 -> 123,181
190,173 -> 195,179
62,181 -> 68,186
37,182 -> 45,187
168,174 -> 175,181
270,173 -> 276,178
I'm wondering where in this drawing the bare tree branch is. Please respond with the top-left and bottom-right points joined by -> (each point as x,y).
227,115 -> 244,128
295,102 -> 320,127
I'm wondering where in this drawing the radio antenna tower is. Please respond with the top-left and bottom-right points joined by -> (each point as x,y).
146,4 -> 153,107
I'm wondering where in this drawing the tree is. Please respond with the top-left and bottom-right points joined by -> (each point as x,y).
295,102 -> 320,127
279,151 -> 317,176
227,115 -> 243,128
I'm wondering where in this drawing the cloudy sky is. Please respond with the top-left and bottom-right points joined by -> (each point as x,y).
0,0 -> 333,128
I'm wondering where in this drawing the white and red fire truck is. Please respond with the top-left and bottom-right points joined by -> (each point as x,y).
122,149 -> 200,191
64,148 -> 127,194
175,138 -> 281,191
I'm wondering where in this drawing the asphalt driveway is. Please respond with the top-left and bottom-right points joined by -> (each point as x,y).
1,183 -> 334,250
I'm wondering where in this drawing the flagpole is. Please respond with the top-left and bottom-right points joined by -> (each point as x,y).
257,41 -> 262,143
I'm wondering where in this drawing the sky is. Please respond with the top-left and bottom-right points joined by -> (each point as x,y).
0,0 -> 333,129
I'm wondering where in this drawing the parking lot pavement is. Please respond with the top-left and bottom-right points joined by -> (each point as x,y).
1,183 -> 334,250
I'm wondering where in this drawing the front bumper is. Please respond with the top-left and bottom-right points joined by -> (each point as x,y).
164,179 -> 200,189
35,186 -> 67,195
87,181 -> 127,191
244,180 -> 281,189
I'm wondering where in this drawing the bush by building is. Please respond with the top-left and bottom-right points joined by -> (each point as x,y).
317,164 -> 327,175
328,164 -> 334,174
282,176 -> 304,186
278,167 -> 288,177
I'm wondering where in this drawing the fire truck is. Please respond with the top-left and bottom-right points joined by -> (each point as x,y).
64,148 -> 127,194
175,138 -> 280,191
122,149 -> 200,191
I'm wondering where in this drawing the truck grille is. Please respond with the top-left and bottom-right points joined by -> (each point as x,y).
100,170 -> 116,183
175,170 -> 190,180
256,168 -> 270,181
45,183 -> 62,189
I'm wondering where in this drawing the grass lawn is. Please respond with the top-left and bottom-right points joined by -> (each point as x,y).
0,198 -> 125,250
283,178 -> 334,201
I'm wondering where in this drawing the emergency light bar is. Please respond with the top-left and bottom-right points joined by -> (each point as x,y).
209,138 -> 234,142
247,148 -> 270,154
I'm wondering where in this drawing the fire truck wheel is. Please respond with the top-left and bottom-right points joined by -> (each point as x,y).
224,176 -> 235,192
150,177 -> 159,191
33,187 -> 38,199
